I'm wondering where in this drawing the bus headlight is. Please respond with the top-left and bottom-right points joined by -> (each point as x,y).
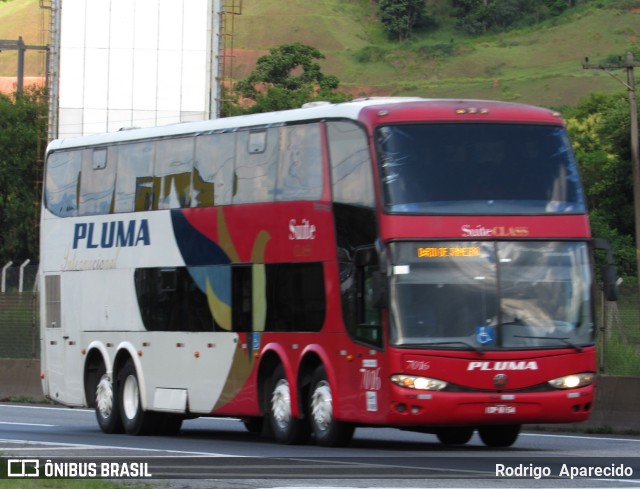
390,374 -> 447,391
548,373 -> 594,389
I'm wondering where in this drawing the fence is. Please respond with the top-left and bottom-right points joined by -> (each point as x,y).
0,263 -> 39,359
598,285 -> 640,376
1,263 -> 639,375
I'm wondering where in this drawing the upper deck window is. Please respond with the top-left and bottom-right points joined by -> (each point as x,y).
44,122 -> 324,217
376,123 -> 585,215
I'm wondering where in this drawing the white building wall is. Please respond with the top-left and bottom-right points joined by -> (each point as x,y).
55,0 -> 217,138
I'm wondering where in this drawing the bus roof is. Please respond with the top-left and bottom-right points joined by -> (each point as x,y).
46,97 -> 563,152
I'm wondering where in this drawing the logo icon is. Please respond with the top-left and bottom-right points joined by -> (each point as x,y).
8,459 -> 40,478
493,373 -> 508,388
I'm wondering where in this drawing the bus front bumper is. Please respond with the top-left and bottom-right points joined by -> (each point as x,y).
385,386 -> 594,426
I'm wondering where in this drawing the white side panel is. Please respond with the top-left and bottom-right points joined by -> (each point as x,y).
64,269 -> 143,332
41,209 -> 184,272
154,388 -> 188,412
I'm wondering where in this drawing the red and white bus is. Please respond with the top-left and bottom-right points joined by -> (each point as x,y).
40,97 -> 615,448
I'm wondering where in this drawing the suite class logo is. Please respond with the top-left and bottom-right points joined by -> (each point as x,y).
461,224 -> 529,237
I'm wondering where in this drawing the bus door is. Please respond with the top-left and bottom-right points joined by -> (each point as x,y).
352,248 -> 387,421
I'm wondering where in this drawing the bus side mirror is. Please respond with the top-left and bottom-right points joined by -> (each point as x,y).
371,271 -> 388,309
593,238 -> 619,302
602,263 -> 619,302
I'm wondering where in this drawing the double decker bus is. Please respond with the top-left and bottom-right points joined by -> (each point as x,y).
40,97 -> 614,448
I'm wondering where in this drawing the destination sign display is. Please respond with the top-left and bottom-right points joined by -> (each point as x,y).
416,246 -> 481,258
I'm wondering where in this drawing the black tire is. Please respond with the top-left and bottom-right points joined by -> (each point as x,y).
118,359 -> 158,436
436,427 -> 474,445
94,363 -> 123,434
308,366 -> 354,447
242,417 -> 264,435
157,414 -> 183,436
478,424 -> 521,448
268,365 -> 309,444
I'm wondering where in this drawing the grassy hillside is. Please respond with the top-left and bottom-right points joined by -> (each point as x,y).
0,0 -> 47,78
1,0 -> 638,107
231,0 -> 640,107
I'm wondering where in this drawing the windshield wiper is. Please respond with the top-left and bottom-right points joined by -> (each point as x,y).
513,335 -> 583,352
401,341 -> 485,355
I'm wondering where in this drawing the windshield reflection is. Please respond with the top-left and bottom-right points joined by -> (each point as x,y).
389,241 -> 594,350
376,124 -> 585,215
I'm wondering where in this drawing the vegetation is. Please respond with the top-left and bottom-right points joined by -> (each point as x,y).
230,0 -> 638,107
563,88 -> 638,280
377,0 -> 432,41
227,42 -> 350,115
0,88 -> 46,264
449,0 -> 577,35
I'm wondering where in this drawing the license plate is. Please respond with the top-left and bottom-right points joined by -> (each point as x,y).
485,404 -> 516,414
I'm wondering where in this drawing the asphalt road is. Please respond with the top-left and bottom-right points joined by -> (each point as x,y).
1,403 -> 639,488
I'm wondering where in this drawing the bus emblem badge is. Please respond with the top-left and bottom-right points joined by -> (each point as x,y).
493,374 -> 508,388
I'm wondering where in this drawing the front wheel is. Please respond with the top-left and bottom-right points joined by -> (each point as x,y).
268,365 -> 309,444
308,366 -> 354,447
118,359 -> 157,436
478,424 -> 521,448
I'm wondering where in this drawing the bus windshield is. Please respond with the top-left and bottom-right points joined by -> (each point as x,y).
376,123 -> 585,215
388,241 -> 595,350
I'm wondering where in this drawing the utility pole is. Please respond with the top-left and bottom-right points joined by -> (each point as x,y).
0,36 -> 49,95
583,52 -> 640,291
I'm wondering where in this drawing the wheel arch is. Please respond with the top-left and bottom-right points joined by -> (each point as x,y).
299,345 -> 342,414
83,342 -> 111,408
112,343 -> 148,410
256,344 -> 291,415
297,350 -> 324,416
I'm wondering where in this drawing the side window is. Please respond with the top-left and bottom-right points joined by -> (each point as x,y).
134,267 -> 214,332
193,133 -> 235,207
276,124 -> 323,201
78,147 -> 117,215
233,128 -> 278,204
342,248 -> 382,348
114,141 -> 155,213
45,150 -> 82,217
232,265 -> 252,332
327,121 -> 375,207
265,263 -> 325,332
155,137 -> 194,209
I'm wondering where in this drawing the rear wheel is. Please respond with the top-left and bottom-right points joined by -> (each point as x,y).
94,364 -> 123,434
268,365 -> 309,444
118,359 -> 158,435
478,424 -> 521,447
436,427 -> 474,445
308,366 -> 354,447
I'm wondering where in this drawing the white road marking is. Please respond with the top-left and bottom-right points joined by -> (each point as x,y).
0,438 -> 242,456
0,422 -> 55,427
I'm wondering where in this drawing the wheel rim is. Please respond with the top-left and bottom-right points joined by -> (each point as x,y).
95,374 -> 113,419
122,374 -> 139,420
271,379 -> 292,430
310,380 -> 333,432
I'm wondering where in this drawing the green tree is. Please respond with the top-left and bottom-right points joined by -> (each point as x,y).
377,0 -> 426,41
0,88 -> 47,263
563,92 -> 636,278
450,0 -> 575,35
230,42 -> 350,115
